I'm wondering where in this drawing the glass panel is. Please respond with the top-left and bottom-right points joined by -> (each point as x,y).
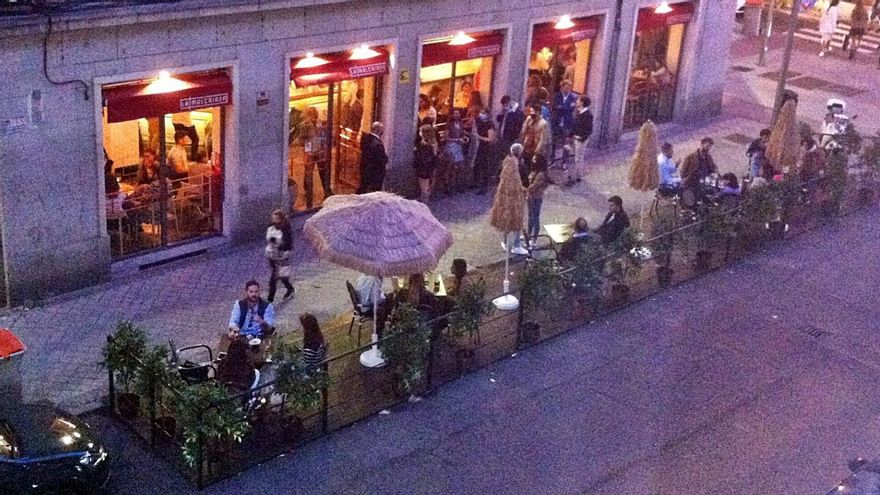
418,57 -> 491,124
528,38 -> 592,100
624,24 -> 685,130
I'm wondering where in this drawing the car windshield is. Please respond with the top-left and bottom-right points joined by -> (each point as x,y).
1,407 -> 94,457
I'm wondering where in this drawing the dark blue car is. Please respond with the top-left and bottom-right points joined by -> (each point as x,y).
0,403 -> 109,494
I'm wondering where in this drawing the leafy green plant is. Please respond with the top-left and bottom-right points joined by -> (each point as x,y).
564,242 -> 606,311
606,227 -> 646,284
379,303 -> 432,395
862,134 -> 880,176
741,182 -> 779,227
101,321 -> 147,394
519,259 -> 565,313
272,341 -> 328,417
175,382 -> 250,467
649,208 -> 679,267
134,344 -> 171,404
824,150 -> 848,213
684,204 -> 733,253
447,279 -> 492,344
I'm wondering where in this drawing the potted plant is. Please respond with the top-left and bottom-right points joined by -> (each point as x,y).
857,135 -> 880,206
378,303 -> 432,397
517,259 -> 564,344
819,151 -> 848,218
563,242 -> 606,318
272,341 -> 328,442
101,321 -> 147,419
175,381 -> 250,469
740,181 -> 780,244
134,344 -> 180,440
446,279 -> 492,374
605,227 -> 645,305
649,208 -> 679,288
684,204 -> 730,272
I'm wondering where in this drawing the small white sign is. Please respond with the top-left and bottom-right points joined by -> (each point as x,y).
1,117 -> 28,135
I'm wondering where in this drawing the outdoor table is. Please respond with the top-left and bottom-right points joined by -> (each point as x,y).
543,223 -> 573,246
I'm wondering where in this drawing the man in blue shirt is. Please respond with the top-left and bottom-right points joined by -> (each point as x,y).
228,280 -> 276,340
553,80 -> 577,147
657,142 -> 681,197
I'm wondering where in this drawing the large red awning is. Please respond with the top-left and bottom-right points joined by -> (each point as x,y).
422,33 -> 504,67
103,71 -> 232,123
531,17 -> 602,52
637,2 -> 694,31
291,48 -> 390,87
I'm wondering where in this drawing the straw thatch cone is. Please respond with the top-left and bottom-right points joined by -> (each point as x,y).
766,100 -> 799,173
628,120 -> 660,192
490,154 -> 526,233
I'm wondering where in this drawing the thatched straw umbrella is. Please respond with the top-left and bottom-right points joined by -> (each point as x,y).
766,99 -> 799,176
304,192 -> 453,366
489,147 -> 526,309
628,120 -> 660,229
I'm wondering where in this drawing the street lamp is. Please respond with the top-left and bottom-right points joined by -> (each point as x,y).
655,1 -> 674,14
555,15 -> 575,30
449,31 -> 476,45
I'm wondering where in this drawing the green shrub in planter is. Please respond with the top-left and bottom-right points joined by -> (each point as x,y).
649,208 -> 680,287
101,321 -> 147,418
175,382 -> 250,467
564,242 -> 606,313
519,259 -> 565,315
273,341 -> 328,439
447,279 -> 491,346
379,303 -> 432,395
606,227 -> 647,299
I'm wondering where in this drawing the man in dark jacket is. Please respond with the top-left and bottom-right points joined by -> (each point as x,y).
568,96 -> 593,184
558,217 -> 601,264
496,95 -> 526,171
595,195 -> 630,245
359,121 -> 388,193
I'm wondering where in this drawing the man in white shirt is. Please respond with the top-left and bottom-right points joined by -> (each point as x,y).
657,142 -> 681,197
172,111 -> 199,160
166,130 -> 190,181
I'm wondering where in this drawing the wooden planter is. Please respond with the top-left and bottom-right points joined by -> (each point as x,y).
609,284 -> 631,306
694,250 -> 713,272
656,266 -> 674,288
117,393 -> 141,420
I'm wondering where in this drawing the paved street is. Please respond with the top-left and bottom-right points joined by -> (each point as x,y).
90,205 -> 880,495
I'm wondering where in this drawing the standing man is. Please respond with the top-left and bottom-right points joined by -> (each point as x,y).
172,111 -> 199,161
227,280 -> 276,341
519,103 -> 551,186
552,80 -> 577,155
568,96 -> 593,185
746,129 -> 771,179
167,131 -> 190,181
496,95 -> 526,175
359,122 -> 388,193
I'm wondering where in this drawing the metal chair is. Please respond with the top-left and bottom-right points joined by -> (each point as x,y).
345,281 -> 373,346
526,234 -> 558,261
168,339 -> 215,385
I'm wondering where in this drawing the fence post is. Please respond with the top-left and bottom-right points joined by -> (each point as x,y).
425,334 -> 435,390
106,335 -> 116,414
515,289 -> 524,349
320,363 -> 329,435
196,407 -> 204,490
148,377 -> 157,447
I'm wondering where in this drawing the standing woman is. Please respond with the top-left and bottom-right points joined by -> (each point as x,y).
473,107 -> 497,194
265,209 -> 294,303
818,0 -> 840,57
849,0 -> 869,59
443,109 -> 467,192
526,154 -> 549,242
413,124 -> 439,203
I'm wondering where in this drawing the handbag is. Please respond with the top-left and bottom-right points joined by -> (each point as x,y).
277,265 -> 292,278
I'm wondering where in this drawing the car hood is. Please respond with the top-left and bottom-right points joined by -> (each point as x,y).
0,403 -> 101,459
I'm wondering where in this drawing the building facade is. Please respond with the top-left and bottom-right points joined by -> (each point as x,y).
0,0 -> 735,306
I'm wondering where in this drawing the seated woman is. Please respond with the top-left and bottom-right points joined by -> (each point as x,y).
446,258 -> 473,298
718,173 -> 742,198
216,338 -> 257,392
299,313 -> 327,369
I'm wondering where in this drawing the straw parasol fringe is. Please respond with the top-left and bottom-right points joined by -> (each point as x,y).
766,100 -> 799,174
628,120 -> 660,192
303,192 -> 453,277
490,155 -> 526,233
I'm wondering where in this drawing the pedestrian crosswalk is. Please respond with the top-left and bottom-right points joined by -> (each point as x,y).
795,21 -> 880,55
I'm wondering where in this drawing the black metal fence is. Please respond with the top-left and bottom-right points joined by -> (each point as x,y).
106,151 -> 878,489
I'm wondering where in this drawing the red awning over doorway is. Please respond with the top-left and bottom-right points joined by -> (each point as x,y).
636,2 -> 694,31
290,49 -> 390,87
103,71 -> 232,123
531,17 -> 601,51
421,33 -> 504,67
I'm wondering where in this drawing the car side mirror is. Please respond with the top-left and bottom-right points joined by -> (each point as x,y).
848,457 -> 868,473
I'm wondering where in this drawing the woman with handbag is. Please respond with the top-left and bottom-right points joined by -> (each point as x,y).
265,209 -> 294,302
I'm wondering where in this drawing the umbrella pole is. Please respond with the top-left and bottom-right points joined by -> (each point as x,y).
493,231 -> 519,310
359,277 -> 386,368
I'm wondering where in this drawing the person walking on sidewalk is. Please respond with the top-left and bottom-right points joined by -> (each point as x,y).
526,154 -> 550,241
819,0 -> 840,57
265,209 -> 294,303
849,0 -> 869,59
568,96 -> 593,185
413,124 -> 438,203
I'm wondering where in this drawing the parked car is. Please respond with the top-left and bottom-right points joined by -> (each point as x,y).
0,403 -> 109,494
825,458 -> 880,494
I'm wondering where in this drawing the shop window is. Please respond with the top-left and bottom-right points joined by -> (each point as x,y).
528,16 -> 600,105
101,70 -> 230,258
624,3 -> 692,130
289,47 -> 388,212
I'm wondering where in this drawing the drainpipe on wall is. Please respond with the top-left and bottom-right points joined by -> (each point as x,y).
597,0 -> 625,148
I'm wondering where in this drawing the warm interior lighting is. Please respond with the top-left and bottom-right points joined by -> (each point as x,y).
655,1 -> 673,13
144,70 -> 187,94
294,52 -> 330,69
158,70 -> 171,80
555,15 -> 575,30
449,31 -> 476,46
350,44 -> 381,60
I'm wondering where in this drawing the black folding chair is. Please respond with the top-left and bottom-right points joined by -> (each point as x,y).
346,281 -> 374,346
168,339 -> 215,385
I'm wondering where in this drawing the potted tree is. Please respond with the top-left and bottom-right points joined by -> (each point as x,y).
740,181 -> 779,245
563,242 -> 606,319
819,151 -> 848,218
378,303 -> 432,397
272,341 -> 328,442
517,259 -> 564,344
175,381 -> 250,469
101,321 -> 147,419
650,208 -> 679,288
605,227 -> 645,305
684,204 -> 730,272
134,344 -> 180,440
857,135 -> 880,206
446,279 -> 492,374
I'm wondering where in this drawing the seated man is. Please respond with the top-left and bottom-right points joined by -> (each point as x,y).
228,279 -> 275,341
558,217 -> 601,263
680,137 -> 718,201
657,142 -> 681,197
595,196 -> 630,245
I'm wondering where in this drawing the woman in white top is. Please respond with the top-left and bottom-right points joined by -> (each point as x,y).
818,0 -> 840,57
